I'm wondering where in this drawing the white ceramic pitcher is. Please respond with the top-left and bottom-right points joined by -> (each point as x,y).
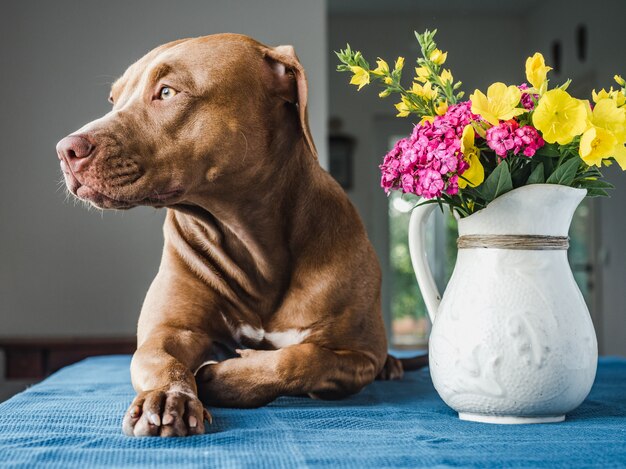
408,184 -> 597,424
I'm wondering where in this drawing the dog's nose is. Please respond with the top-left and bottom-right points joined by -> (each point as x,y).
56,135 -> 95,172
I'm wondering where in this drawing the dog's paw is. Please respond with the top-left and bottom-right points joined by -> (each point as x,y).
122,386 -> 212,437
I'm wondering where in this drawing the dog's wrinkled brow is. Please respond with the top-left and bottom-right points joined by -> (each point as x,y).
147,63 -> 173,86
147,62 -> 198,94
110,60 -> 197,104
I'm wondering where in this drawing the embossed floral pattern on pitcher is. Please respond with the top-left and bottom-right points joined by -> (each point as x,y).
409,184 -> 598,424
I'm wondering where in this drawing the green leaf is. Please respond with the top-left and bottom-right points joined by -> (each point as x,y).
577,179 -> 615,190
546,157 -> 579,185
527,163 -> 545,184
585,179 -> 614,188
479,162 -> 513,202
541,155 -> 556,178
586,188 -> 610,197
576,167 -> 603,180
411,199 -> 442,210
459,186 -> 482,201
511,162 -> 531,188
534,143 -> 561,158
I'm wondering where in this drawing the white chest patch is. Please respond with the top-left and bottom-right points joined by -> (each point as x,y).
239,324 -> 265,342
233,323 -> 310,348
221,313 -> 310,348
264,329 -> 311,348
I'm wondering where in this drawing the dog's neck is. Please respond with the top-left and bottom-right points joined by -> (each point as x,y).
169,137 -> 319,318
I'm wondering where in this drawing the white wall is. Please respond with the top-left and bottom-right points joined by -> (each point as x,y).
0,0 -> 326,345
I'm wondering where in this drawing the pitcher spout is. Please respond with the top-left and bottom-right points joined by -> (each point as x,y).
458,184 -> 587,237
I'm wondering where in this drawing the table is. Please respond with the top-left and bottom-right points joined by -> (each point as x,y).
0,355 -> 624,468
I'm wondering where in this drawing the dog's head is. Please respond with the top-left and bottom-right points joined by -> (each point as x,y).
57,34 -> 316,209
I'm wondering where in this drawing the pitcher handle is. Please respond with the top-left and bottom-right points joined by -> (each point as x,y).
408,201 -> 442,323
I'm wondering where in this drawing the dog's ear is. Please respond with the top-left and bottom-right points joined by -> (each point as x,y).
263,45 -> 317,159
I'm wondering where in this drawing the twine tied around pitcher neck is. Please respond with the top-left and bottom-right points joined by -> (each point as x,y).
457,234 -> 569,250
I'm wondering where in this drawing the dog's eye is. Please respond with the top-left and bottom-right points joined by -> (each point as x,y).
158,86 -> 177,100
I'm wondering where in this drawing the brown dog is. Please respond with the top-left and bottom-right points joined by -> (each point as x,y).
56,34 -> 424,437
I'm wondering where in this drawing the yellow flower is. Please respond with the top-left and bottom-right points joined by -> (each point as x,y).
410,82 -> 438,100
395,97 -> 412,117
424,82 -> 438,100
414,66 -> 429,83
613,143 -> 626,170
579,126 -> 618,166
430,49 -> 447,65
379,89 -> 391,98
525,52 -> 552,91
592,88 -> 611,103
458,125 -> 484,188
435,101 -> 448,116
532,89 -> 587,144
394,57 -> 405,71
440,69 -> 453,86
615,75 -> 626,87
592,87 -> 626,107
349,66 -> 370,91
470,82 -> 525,126
420,115 -> 435,124
589,98 -> 626,137
371,59 -> 389,76
586,97 -> 626,169
384,76 -> 393,85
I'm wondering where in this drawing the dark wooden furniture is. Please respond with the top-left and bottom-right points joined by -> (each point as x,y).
0,337 -> 135,380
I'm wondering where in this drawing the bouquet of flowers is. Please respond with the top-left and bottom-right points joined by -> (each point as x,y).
336,30 -> 626,217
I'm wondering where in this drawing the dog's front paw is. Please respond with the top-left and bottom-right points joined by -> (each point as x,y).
122,386 -> 211,437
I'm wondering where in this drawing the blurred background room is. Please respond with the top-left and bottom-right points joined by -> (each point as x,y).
1,0 -> 625,401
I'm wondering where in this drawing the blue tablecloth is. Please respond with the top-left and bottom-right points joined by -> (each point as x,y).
0,355 -> 624,468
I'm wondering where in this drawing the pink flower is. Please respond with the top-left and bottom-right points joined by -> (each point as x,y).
486,121 -> 518,157
446,174 -> 459,195
417,168 -> 445,198
514,126 -> 544,157
379,101 -> 480,199
518,83 -> 538,110
401,173 -> 415,193
380,138 -> 405,193
485,121 -> 545,158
